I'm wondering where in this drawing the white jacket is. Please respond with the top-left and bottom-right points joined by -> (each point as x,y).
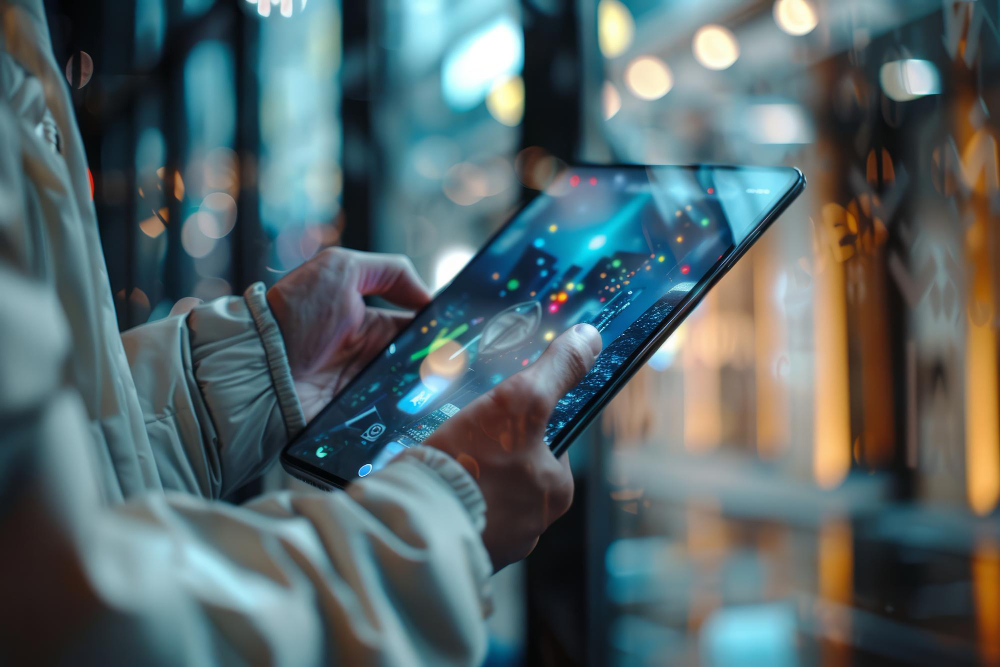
0,1 -> 492,664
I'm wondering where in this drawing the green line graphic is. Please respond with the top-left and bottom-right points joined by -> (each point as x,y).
409,323 -> 470,361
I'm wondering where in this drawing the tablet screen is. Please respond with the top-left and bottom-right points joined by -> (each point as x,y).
284,165 -> 800,483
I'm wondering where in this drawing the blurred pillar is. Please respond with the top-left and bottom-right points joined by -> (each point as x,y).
965,205 -> 1000,516
753,235 -> 790,459
520,0 -> 582,162
813,206 -> 852,489
818,519 -> 852,667
973,537 -> 1000,664
684,293 -> 722,452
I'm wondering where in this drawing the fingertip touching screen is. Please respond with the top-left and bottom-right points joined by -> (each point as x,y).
284,165 -> 801,485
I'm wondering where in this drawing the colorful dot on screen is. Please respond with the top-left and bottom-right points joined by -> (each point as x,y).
533,238 -> 545,248
544,331 -> 555,341
522,358 -> 530,366
540,270 -> 548,277
530,291 -> 536,297
681,264 -> 691,274
675,210 -> 682,217
557,291 -> 568,302
707,187 -> 715,195
569,174 -> 580,187
600,297 -> 606,302
657,255 -> 665,262
612,259 -> 621,268
537,258 -> 545,266
421,326 -> 428,333
499,290 -> 507,297
566,282 -> 575,290
550,293 -> 558,300
507,279 -> 520,290
600,272 -> 607,279
549,224 -> 558,232
685,205 -> 692,211
589,176 -> 598,185
676,236 -> 684,243
491,272 -> 500,280
549,303 -> 559,312
700,218 -> 710,227
576,283 -> 584,291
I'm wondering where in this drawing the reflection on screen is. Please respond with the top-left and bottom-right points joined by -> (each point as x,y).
287,166 -> 798,482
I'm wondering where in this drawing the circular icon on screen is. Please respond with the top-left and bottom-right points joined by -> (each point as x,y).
359,463 -> 373,477
361,423 -> 386,442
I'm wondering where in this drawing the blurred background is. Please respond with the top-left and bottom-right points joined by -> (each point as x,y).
47,0 -> 1000,664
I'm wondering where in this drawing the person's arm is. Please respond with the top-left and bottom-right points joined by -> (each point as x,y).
1,96 -> 495,664
0,266 -> 493,665
120,287 -> 307,499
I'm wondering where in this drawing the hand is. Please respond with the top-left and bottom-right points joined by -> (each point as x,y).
267,248 -> 431,423
424,324 -> 603,571
245,0 -> 308,18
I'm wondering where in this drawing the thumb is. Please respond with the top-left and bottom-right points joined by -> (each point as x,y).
520,323 -> 603,404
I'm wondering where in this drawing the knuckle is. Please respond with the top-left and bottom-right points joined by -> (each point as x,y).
560,341 -> 591,381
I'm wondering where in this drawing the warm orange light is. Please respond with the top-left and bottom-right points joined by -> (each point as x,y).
974,539 -> 1000,663
683,296 -> 722,452
966,213 -> 1000,516
814,206 -> 851,489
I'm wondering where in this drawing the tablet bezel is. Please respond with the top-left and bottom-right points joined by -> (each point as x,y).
280,164 -> 806,489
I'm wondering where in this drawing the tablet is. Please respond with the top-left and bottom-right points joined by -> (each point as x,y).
281,164 -> 805,489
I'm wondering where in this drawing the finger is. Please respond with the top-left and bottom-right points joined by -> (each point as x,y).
280,0 -> 292,16
365,307 -> 415,337
352,252 -> 432,310
518,323 -> 602,405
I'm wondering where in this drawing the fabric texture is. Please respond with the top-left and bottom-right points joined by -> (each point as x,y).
0,1 -> 492,663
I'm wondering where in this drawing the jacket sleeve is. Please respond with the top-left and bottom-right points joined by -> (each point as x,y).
0,264 -> 493,666
121,284 -> 307,499
0,93 -> 493,665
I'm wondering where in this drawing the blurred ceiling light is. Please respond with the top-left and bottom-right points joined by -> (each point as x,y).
486,75 -> 525,126
434,247 -> 475,291
693,25 -> 740,71
603,81 -> 622,120
598,0 -> 634,59
879,59 -> 941,102
746,103 -> 814,144
773,0 -> 818,36
442,16 -> 524,111
624,56 -> 673,101
245,0 -> 307,18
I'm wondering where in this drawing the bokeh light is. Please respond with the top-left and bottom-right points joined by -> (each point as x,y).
181,213 -> 217,258
598,0 -> 635,59
443,162 -> 489,206
624,56 -> 673,100
197,192 -> 238,239
879,59 -> 941,102
64,51 -> 94,89
603,81 -> 622,120
773,0 -> 818,36
434,247 -> 475,291
693,25 -> 740,71
487,74 -> 525,126
245,0 -> 308,18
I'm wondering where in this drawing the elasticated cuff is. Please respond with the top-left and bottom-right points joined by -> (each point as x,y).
394,446 -> 493,614
243,282 -> 307,438
398,446 -> 488,533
